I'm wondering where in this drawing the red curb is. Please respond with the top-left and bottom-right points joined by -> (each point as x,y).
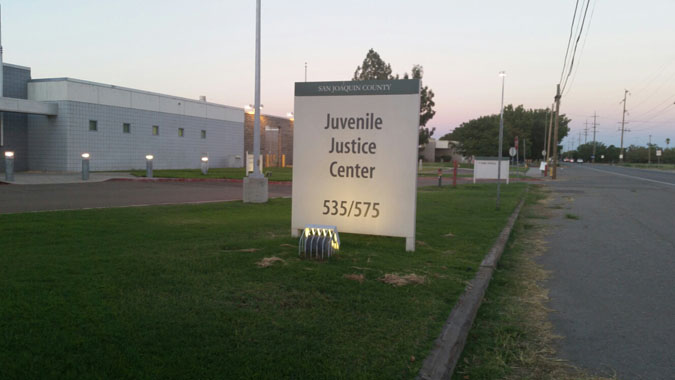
105,177 -> 293,185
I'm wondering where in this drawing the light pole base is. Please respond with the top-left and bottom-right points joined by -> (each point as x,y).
243,176 -> 268,203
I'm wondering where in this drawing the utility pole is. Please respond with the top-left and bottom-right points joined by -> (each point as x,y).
591,112 -> 598,163
546,102 -> 554,167
523,138 -> 527,165
552,85 -> 561,179
544,111 -> 548,160
578,130 -> 582,149
648,134 -> 652,164
584,120 -> 589,144
304,62 -> 307,82
496,71 -> 506,210
619,89 -> 629,162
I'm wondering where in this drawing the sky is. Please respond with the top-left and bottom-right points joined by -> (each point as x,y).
3,0 -> 674,151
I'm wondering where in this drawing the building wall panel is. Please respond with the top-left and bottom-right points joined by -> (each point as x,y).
28,100 -> 244,171
1,64 -> 31,172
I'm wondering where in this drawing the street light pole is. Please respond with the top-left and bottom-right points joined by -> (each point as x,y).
242,0 -> 269,203
251,0 -> 263,178
497,71 -> 506,210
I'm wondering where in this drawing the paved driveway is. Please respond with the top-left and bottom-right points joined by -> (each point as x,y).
0,181 -> 292,214
540,164 -> 674,379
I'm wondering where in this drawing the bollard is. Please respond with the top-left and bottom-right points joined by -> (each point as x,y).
437,168 -> 442,187
452,160 -> 458,188
4,151 -> 15,182
201,156 -> 209,175
81,153 -> 90,180
145,155 -> 154,178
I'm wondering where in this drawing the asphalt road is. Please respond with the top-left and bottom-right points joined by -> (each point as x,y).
0,180 -> 292,214
540,164 -> 675,379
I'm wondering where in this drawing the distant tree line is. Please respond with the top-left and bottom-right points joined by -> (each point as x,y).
564,141 -> 674,164
440,105 -> 570,159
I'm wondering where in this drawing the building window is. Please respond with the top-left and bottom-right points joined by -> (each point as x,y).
152,125 -> 159,136
123,123 -> 131,133
89,120 -> 98,131
201,130 -> 206,139
178,128 -> 185,137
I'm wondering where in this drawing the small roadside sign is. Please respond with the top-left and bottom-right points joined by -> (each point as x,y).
541,150 -> 546,157
656,150 -> 662,157
509,147 -> 516,157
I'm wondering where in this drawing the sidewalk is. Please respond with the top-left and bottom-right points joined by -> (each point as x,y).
525,166 -> 546,178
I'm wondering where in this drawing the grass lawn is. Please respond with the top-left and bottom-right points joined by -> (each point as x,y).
0,183 -> 526,379
130,167 -> 293,181
617,163 -> 675,171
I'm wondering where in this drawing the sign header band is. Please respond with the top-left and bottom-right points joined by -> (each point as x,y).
295,79 -> 420,97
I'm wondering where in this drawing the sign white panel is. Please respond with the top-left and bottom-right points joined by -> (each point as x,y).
473,158 -> 510,184
292,80 -> 420,243
656,150 -> 662,157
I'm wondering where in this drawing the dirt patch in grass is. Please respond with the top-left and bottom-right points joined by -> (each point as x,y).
565,213 -> 580,220
256,257 -> 286,268
379,273 -> 426,286
343,274 -> 365,283
223,247 -> 260,253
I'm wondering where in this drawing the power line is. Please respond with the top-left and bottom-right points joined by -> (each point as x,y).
562,0 -> 597,97
559,0 -> 582,84
561,0 -> 593,95
631,94 -> 675,119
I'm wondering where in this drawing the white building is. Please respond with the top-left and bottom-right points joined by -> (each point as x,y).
1,63 -> 245,172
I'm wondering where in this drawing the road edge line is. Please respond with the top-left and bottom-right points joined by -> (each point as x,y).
418,188 -> 528,380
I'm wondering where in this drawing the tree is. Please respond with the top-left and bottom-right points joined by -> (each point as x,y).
352,49 -> 436,145
441,105 -> 570,159
353,49 -> 393,80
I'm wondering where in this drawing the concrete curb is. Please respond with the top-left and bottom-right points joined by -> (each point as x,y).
418,190 -> 528,380
105,177 -> 293,185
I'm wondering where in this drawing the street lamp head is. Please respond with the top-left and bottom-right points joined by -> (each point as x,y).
499,71 -> 506,77
81,153 -> 90,159
145,155 -> 154,160
245,104 -> 264,115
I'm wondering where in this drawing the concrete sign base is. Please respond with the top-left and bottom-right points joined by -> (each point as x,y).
243,176 -> 268,203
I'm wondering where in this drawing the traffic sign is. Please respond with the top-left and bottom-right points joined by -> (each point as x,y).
509,147 -> 516,157
541,150 -> 546,157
